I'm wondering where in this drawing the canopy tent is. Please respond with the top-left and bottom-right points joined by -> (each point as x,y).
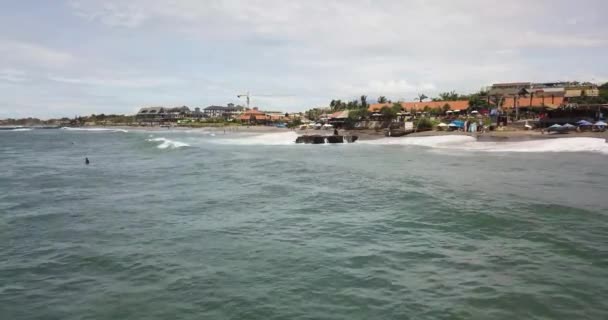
470,110 -> 479,114
449,120 -> 465,128
562,123 -> 577,130
594,121 -> 607,126
329,110 -> 349,119
577,120 -> 593,126
548,124 -> 562,129
446,110 -> 453,114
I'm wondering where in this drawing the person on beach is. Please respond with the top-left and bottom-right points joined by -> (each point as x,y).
334,128 -> 339,136
85,157 -> 90,165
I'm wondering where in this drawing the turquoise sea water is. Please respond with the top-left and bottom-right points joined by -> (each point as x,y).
1,128 -> 608,319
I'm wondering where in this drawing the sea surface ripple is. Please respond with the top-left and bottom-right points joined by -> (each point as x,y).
1,129 -> 607,320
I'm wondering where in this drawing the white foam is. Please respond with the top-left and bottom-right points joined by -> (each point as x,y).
11,128 -> 32,132
146,137 -> 190,149
364,135 -> 608,154
212,131 -> 299,145
61,127 -> 128,133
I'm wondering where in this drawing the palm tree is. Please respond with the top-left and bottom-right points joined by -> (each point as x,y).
360,95 -> 368,109
417,94 -> 428,102
517,88 -> 529,120
377,96 -> 388,104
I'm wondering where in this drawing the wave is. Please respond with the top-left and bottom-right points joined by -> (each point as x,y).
61,127 -> 128,133
211,131 -> 299,145
10,128 -> 32,132
146,137 -> 190,149
364,135 -> 608,154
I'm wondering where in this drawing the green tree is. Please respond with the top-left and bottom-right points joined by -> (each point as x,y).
377,96 -> 388,103
360,95 -> 368,109
442,103 -> 451,113
490,95 -> 504,108
438,90 -> 459,101
348,108 -> 368,121
417,93 -> 428,102
380,106 -> 398,120
346,100 -> 360,110
468,94 -> 490,110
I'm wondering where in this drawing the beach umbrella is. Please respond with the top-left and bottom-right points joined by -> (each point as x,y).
563,123 -> 576,129
454,110 -> 461,113
471,110 -> 479,114
594,121 -> 607,126
577,120 -> 593,126
437,123 -> 449,127
547,124 -> 563,131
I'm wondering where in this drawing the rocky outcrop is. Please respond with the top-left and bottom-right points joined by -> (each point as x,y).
295,135 -> 358,144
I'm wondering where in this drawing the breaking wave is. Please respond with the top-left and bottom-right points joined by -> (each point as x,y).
10,128 -> 32,132
212,131 -> 299,145
364,135 -> 608,154
61,127 -> 128,133
146,137 -> 190,149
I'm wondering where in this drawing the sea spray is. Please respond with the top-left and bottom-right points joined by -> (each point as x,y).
146,137 -> 190,149
61,127 -> 128,133
362,135 -> 608,155
211,131 -> 300,145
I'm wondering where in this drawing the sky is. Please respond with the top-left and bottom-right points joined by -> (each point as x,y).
1,0 -> 607,118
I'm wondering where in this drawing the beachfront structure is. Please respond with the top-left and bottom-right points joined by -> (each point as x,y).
164,106 -> 191,120
368,100 -> 470,113
136,106 -> 192,123
238,108 -> 268,124
203,105 -> 242,118
489,82 -> 599,99
136,107 -> 167,123
488,82 -> 532,97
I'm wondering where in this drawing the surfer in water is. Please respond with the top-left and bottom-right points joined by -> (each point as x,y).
85,157 -> 90,165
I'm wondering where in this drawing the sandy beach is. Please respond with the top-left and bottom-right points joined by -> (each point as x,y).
85,124 -> 608,143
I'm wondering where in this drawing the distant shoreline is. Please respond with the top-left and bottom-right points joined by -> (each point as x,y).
4,124 -> 607,142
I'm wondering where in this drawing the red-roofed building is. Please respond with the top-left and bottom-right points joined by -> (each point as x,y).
239,109 -> 268,123
502,96 -> 564,109
368,100 -> 470,113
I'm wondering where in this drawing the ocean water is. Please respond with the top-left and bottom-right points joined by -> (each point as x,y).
1,128 -> 608,320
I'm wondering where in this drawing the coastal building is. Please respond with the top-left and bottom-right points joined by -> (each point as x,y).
368,100 -> 470,113
239,108 -> 268,124
204,105 -> 243,118
489,82 -> 598,101
136,107 -> 166,123
164,106 -> 191,120
135,106 -> 191,123
192,107 -> 204,119
488,82 -> 532,97
501,96 -> 564,109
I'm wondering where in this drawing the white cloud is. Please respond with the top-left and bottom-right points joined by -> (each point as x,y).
0,40 -> 73,68
1,0 -> 608,118
47,75 -> 184,88
0,69 -> 27,83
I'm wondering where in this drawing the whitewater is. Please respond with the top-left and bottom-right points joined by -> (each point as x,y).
200,130 -> 608,155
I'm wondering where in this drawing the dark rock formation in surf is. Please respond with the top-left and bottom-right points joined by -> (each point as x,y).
295,135 -> 358,144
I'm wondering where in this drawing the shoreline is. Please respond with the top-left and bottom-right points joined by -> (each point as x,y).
45,124 -> 608,143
